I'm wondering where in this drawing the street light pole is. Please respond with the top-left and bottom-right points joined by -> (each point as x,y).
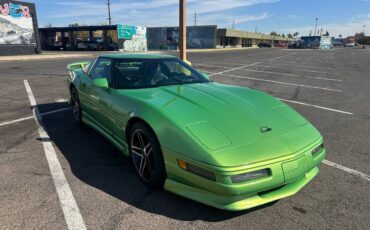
314,18 -> 318,36
179,0 -> 187,61
363,25 -> 366,34
107,0 -> 112,26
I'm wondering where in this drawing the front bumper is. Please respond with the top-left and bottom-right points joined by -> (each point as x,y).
165,166 -> 319,211
162,138 -> 325,211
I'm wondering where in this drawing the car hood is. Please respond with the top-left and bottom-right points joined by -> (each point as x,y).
121,82 -> 320,166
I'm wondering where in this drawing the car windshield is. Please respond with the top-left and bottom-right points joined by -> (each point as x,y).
113,58 -> 210,89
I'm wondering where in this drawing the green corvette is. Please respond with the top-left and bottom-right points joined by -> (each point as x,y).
67,54 -> 325,211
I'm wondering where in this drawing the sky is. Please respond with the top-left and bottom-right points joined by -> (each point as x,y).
27,0 -> 370,37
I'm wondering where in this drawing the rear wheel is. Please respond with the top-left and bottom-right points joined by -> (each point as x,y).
129,123 -> 166,188
70,87 -> 82,124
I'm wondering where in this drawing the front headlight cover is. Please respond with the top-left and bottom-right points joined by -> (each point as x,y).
231,169 -> 269,183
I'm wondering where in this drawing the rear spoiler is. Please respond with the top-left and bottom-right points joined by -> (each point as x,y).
67,61 -> 90,71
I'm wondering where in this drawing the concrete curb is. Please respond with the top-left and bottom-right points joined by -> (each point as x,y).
0,54 -> 94,61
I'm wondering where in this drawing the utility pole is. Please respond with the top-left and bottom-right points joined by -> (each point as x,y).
232,19 -> 235,29
314,17 -> 318,36
194,11 -> 197,26
363,25 -> 366,34
107,0 -> 112,26
255,26 -> 257,33
179,0 -> 187,61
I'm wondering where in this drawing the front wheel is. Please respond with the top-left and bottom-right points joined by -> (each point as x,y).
129,123 -> 166,188
70,87 -> 82,124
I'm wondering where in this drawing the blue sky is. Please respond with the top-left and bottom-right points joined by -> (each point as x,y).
29,0 -> 370,37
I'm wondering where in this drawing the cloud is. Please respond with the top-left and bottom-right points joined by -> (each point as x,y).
283,15 -> 370,37
42,0 -> 279,26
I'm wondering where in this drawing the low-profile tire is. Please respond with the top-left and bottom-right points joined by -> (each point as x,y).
70,86 -> 82,124
129,122 -> 166,188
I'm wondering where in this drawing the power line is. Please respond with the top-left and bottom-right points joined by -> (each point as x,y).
107,0 -> 112,26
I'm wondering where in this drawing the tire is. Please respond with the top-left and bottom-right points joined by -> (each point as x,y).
129,122 -> 166,188
70,86 -> 82,124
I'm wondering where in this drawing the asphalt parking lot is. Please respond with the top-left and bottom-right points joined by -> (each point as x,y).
1,48 -> 369,229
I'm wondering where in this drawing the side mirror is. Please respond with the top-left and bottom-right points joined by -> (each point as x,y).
200,71 -> 209,80
93,78 -> 109,89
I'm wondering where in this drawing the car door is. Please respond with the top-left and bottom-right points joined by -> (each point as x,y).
79,57 -> 115,136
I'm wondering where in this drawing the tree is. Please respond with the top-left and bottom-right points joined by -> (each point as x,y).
69,23 -> 80,27
338,34 -> 342,38
44,23 -> 53,28
287,33 -> 293,38
282,33 -> 286,37
324,31 -> 329,36
355,32 -> 370,45
270,31 -> 278,36
293,32 -> 299,37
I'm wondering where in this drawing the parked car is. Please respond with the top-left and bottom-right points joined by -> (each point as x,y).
258,42 -> 272,48
344,43 -> 357,47
288,41 -> 307,49
66,54 -> 326,211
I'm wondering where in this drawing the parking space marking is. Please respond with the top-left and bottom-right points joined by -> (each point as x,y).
194,63 -> 230,69
240,69 -> 342,81
0,116 -> 34,127
24,80 -> 86,230
323,160 -> 370,181
219,73 -> 343,92
209,62 -> 261,76
40,107 -> 71,116
0,108 -> 71,127
252,65 -> 340,75
278,98 -> 353,115
268,52 -> 297,61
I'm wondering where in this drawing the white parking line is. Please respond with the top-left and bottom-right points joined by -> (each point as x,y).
0,116 -> 34,127
252,65 -> 340,75
209,62 -> 261,76
269,52 -> 297,61
24,80 -> 86,230
0,107 -> 71,127
278,98 -> 353,115
41,107 -> 71,116
241,69 -> 342,82
194,63 -> 230,69
219,73 -> 343,92
323,160 -> 370,181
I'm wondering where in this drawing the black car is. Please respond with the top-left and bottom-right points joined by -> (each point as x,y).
288,42 -> 307,49
258,42 -> 272,48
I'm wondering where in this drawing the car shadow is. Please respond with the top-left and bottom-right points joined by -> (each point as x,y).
39,102 -> 277,222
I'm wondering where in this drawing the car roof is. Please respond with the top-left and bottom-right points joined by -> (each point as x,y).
100,54 -> 177,60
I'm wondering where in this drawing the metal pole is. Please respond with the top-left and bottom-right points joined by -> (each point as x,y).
107,0 -> 112,26
179,0 -> 187,61
314,18 -> 318,36
194,11 -> 197,27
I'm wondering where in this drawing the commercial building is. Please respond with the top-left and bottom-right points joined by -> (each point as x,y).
38,25 -> 293,51
217,28 -> 292,47
38,25 -> 119,51
0,0 -> 41,55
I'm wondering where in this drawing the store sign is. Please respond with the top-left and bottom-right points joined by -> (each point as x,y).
0,3 -> 31,18
117,25 -> 147,40
117,25 -> 135,39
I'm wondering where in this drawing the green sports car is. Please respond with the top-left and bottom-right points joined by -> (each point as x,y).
67,54 -> 326,211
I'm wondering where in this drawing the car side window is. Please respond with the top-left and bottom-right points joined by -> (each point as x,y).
90,58 -> 112,86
